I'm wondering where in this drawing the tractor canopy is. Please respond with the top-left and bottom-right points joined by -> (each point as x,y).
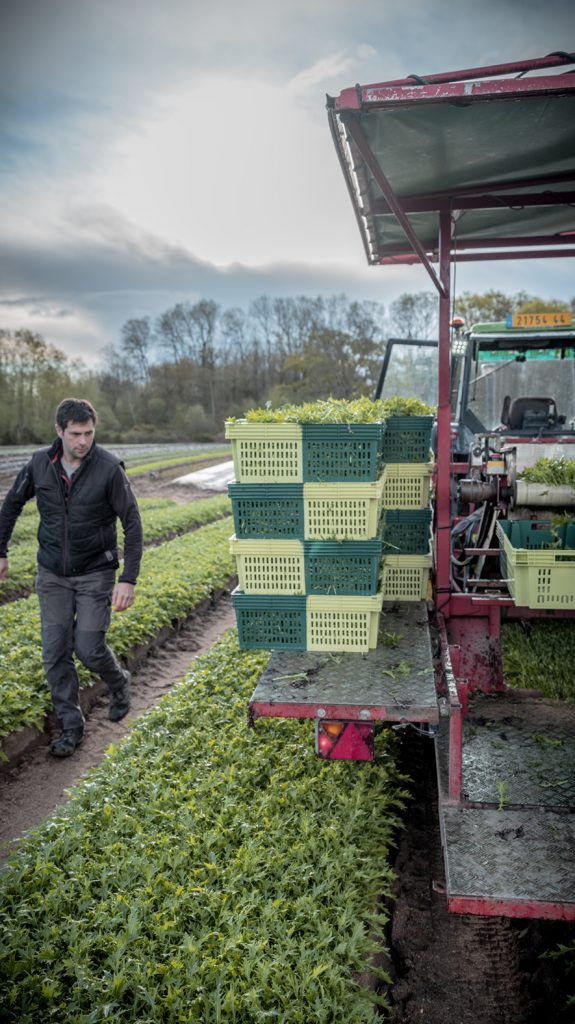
327,52 -> 575,277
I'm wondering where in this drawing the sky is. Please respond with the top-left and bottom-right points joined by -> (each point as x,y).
1,0 -> 575,366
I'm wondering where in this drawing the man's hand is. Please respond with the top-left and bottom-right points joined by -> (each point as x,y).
0,557 -> 8,581
112,581 -> 135,612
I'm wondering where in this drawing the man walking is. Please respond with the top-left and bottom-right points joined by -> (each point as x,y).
0,398 -> 143,757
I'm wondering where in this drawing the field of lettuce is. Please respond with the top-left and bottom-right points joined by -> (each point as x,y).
0,632 -> 407,1023
0,485 -> 409,1021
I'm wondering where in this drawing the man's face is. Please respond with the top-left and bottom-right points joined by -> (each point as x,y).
56,420 -> 96,463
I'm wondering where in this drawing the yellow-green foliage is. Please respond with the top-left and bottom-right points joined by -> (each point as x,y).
502,620 -> 575,700
229,396 -> 434,424
518,457 -> 575,488
0,631 -> 408,1023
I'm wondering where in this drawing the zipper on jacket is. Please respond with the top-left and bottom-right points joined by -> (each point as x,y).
49,452 -> 70,575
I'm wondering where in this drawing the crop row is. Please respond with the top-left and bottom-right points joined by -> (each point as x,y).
0,630 -> 407,1023
502,620 -> 575,700
0,517 -> 236,742
125,448 -> 230,477
1,495 -> 231,600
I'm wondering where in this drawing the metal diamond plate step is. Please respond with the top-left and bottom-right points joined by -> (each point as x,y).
462,695 -> 575,809
436,692 -> 575,918
249,601 -> 437,722
441,805 -> 575,919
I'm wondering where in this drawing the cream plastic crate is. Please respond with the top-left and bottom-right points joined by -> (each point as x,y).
497,520 -> 575,608
229,536 -> 305,594
225,421 -> 303,483
306,593 -> 384,652
380,463 -> 432,509
380,552 -> 433,601
303,480 -> 384,540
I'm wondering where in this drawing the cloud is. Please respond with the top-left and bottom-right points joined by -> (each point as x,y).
2,0 -> 575,369
287,51 -> 363,97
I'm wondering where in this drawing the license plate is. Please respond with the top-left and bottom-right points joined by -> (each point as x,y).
506,311 -> 572,328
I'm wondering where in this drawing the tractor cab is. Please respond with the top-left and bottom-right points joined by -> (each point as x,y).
451,314 -> 575,460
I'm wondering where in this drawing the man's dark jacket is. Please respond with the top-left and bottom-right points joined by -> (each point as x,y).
0,440 -> 143,583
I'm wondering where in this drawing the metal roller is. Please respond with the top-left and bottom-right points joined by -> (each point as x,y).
514,480 -> 575,508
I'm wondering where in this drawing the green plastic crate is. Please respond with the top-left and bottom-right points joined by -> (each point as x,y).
225,421 -> 303,482
229,536 -> 305,594
380,508 -> 432,554
303,480 -> 384,540
307,593 -> 383,651
380,552 -> 432,602
304,540 -> 383,595
232,589 -> 307,649
497,520 -> 575,608
302,423 -> 384,482
381,416 -> 434,463
232,589 -> 383,651
381,463 -> 432,510
228,484 -> 304,538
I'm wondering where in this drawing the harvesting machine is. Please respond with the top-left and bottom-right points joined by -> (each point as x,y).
246,52 -> 575,920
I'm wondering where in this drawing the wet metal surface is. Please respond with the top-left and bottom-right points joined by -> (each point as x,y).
436,691 -> 575,913
462,695 -> 575,809
442,806 -> 575,905
249,601 -> 437,721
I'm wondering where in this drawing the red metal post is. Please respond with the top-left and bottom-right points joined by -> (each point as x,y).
434,209 -> 453,613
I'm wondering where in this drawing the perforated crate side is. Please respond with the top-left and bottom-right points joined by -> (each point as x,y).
380,508 -> 432,554
304,540 -> 383,595
302,423 -> 384,482
380,552 -> 432,602
226,422 -> 303,483
497,518 -> 575,556
381,464 -> 432,510
232,589 -> 306,649
229,536 -> 305,594
381,416 -> 434,463
303,481 -> 384,540
306,593 -> 383,652
228,484 -> 304,538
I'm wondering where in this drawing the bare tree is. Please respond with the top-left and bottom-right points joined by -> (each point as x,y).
121,316 -> 154,385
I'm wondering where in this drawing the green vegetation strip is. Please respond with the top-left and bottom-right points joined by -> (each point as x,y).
0,631 -> 406,1023
1,496 -> 231,598
502,621 -> 575,700
125,448 -> 230,477
0,518 -> 235,741
230,396 -> 434,424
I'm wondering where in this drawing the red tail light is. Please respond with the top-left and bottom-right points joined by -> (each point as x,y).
315,720 -> 374,761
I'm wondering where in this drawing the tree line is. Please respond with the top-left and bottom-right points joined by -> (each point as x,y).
0,289 -> 572,445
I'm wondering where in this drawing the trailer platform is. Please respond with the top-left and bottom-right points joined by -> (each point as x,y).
249,602 -> 437,723
436,695 -> 575,919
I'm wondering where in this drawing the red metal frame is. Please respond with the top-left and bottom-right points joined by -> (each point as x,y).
250,699 -> 438,725
331,52 -> 575,920
447,896 -> 575,922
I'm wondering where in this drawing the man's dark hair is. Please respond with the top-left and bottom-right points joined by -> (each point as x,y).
55,398 -> 98,430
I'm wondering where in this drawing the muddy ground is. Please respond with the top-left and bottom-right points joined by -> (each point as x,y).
0,470 -> 573,1023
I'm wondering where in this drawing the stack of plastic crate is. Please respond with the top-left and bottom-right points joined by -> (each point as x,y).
377,416 -> 434,601
226,420 -> 387,652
